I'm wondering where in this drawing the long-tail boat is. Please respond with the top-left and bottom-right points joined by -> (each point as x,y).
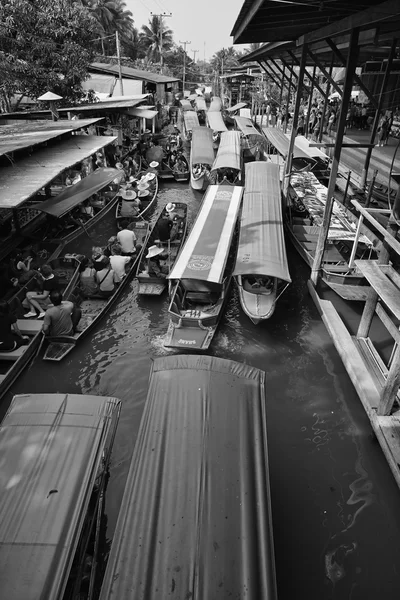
190,127 -> 215,191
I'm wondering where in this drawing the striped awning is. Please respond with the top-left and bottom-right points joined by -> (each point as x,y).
234,162 -> 291,282
168,185 -> 243,283
211,131 -> 242,172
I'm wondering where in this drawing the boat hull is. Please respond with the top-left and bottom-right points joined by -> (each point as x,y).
235,276 -> 278,323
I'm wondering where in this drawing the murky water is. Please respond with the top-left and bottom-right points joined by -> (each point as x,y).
4,180 -> 400,599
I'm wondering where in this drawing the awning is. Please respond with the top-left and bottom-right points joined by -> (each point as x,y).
208,96 -> 222,112
0,135 -> 117,209
262,128 -> 309,159
234,162 -> 291,282
0,393 -> 120,600
99,355 -> 277,600
206,111 -> 228,133
128,108 -> 157,119
34,167 -> 122,218
183,111 -> 200,132
234,115 -> 263,138
191,127 -> 215,166
195,97 -> 207,111
226,102 -> 247,112
169,185 -> 243,283
294,135 -> 330,161
180,99 -> 192,111
0,118 -> 103,157
211,131 -> 242,172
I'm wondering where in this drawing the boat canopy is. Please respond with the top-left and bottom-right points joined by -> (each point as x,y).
207,110 -> 228,132
195,97 -> 207,111
234,115 -> 263,138
208,96 -> 222,111
183,110 -> 200,132
35,167 -> 122,218
211,130 -> 242,172
0,393 -> 121,600
262,128 -> 309,159
294,135 -> 330,161
99,355 -> 277,600
191,127 -> 215,166
169,184 -> 243,283
234,162 -> 291,282
180,99 -> 192,111
226,101 -> 247,112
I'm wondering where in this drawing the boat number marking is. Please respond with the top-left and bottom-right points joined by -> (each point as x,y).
178,339 -> 196,345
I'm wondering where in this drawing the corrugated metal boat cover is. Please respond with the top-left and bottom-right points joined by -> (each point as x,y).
206,110 -> 228,132
100,355 -> 277,600
191,127 -> 215,165
234,161 -> 291,282
212,130 -> 242,172
183,110 -> 200,131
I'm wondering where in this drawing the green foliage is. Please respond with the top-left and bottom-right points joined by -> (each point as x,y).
0,0 -> 97,109
139,16 -> 174,64
82,0 -> 137,58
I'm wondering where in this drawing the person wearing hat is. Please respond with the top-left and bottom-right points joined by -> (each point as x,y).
145,245 -> 169,279
120,188 -> 141,218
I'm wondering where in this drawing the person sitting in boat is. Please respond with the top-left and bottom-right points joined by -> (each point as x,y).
79,258 -> 99,297
42,290 -> 81,337
80,200 -> 94,220
104,236 -> 123,257
0,300 -> 30,353
23,264 -> 59,319
120,188 -> 141,218
95,256 -> 118,298
89,193 -> 105,211
117,224 -> 142,256
109,254 -> 131,283
143,245 -> 169,279
246,276 -> 274,294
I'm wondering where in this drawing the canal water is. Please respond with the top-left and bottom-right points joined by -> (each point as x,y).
4,180 -> 400,599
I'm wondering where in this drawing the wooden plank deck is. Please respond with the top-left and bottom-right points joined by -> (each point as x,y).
355,260 -> 400,320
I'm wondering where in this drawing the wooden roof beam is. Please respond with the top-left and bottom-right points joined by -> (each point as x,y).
287,50 -> 328,99
306,48 -> 343,97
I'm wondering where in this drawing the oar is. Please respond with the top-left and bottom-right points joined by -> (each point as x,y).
32,330 -> 46,362
77,218 -> 92,239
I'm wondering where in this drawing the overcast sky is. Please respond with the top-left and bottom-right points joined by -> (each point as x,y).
125,0 -> 249,60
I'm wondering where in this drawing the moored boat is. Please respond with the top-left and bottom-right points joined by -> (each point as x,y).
0,392 -> 121,600
43,220 -> 151,361
190,127 -> 215,191
99,355 -> 277,600
234,162 -> 291,323
209,130 -> 243,185
208,96 -> 223,111
234,115 -> 267,162
164,185 -> 243,350
182,111 -> 200,141
136,202 -> 188,295
158,151 -> 190,182
194,96 -> 207,124
223,101 -> 248,126
115,170 -> 158,228
206,110 -> 228,145
0,255 -> 79,398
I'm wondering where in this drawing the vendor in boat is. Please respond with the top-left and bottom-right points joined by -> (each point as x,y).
245,276 -> 274,295
104,236 -> 123,257
154,203 -> 179,243
42,290 -> 81,337
117,223 -> 142,256
142,245 -> 169,279
22,264 -> 59,319
0,300 -> 30,352
79,258 -> 99,297
94,256 -> 118,298
119,188 -> 141,218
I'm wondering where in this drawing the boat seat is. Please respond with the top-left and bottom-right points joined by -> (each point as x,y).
16,319 -> 43,335
185,292 -> 214,304
0,346 -> 27,361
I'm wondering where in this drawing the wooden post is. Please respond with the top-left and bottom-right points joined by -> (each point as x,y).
310,29 -> 360,285
278,64 -> 285,107
282,43 -> 307,199
360,37 -> 397,189
319,54 -> 335,143
378,344 -> 400,415
284,62 -> 293,134
305,64 -> 316,139
357,288 -> 379,338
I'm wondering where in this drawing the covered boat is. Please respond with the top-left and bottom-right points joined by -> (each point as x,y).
99,354 -> 277,600
208,96 -> 222,111
0,392 -> 121,600
210,130 -> 242,185
206,110 -> 228,144
234,162 -> 291,323
180,98 -> 192,112
262,128 -> 318,174
224,101 -> 248,125
194,96 -> 207,124
234,115 -> 267,162
164,185 -> 243,350
182,110 -> 200,141
190,126 -> 215,190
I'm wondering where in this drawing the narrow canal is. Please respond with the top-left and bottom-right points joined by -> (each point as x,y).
4,179 -> 400,599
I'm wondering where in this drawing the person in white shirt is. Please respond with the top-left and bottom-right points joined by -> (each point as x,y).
109,255 -> 131,282
95,257 -> 118,298
117,224 -> 143,256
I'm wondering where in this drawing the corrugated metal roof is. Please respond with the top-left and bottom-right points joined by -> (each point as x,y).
0,135 -> 117,209
0,118 -> 102,157
0,393 -> 121,600
91,62 -> 180,84
65,98 -> 147,113
99,355 -> 277,600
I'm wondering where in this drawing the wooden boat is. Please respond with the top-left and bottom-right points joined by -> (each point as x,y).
99,355 -> 277,600
0,255 -> 79,398
190,127 -> 215,191
158,151 -> 190,182
208,96 -> 223,111
180,98 -> 192,112
43,220 -> 151,361
223,101 -> 248,126
209,131 -> 243,185
0,392 -> 121,600
206,110 -> 228,145
234,162 -> 291,323
136,202 -> 188,295
182,111 -> 200,142
286,170 -> 380,301
194,96 -> 207,124
116,170 -> 158,228
234,115 -> 268,162
34,167 -> 124,257
164,185 -> 243,350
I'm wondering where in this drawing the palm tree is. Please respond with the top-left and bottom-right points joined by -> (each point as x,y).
139,15 -> 174,69
83,0 -> 135,55
210,47 -> 239,74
